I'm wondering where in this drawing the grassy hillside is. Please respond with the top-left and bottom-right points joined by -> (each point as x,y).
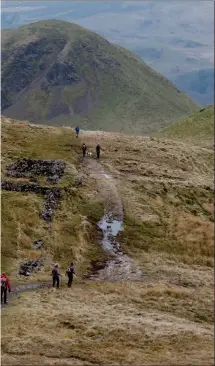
1,117 -> 214,365
154,105 -> 214,148
1,20 -> 200,134
1,117 -> 106,278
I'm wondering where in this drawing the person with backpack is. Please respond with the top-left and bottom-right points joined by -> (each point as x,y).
82,143 -> 87,158
96,144 -> 102,160
1,273 -> 11,304
52,264 -> 60,289
66,263 -> 76,287
75,126 -> 80,138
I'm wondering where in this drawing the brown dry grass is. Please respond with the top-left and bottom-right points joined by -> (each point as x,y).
1,117 -> 106,278
1,281 -> 213,365
1,121 -> 214,365
83,131 -> 214,267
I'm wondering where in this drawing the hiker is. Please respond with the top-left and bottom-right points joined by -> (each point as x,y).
66,263 -> 76,287
52,264 -> 60,289
96,144 -> 101,160
75,126 -> 80,138
1,273 -> 11,304
82,143 -> 87,158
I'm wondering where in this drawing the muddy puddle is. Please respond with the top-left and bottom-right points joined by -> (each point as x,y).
98,215 -> 123,254
91,214 -> 142,282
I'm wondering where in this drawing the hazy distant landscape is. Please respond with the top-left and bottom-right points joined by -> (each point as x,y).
2,1 -> 214,106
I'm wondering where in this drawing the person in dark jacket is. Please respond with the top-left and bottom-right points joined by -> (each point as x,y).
82,143 -> 87,158
66,263 -> 76,287
96,144 -> 101,159
1,273 -> 11,304
52,264 -> 60,288
75,126 -> 80,138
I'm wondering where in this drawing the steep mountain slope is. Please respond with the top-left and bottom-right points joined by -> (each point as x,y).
1,20 -> 200,134
155,105 -> 214,148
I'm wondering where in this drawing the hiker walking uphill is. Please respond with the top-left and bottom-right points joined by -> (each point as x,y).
75,126 -> 80,138
82,143 -> 87,158
1,273 -> 11,304
52,264 -> 61,288
66,263 -> 76,287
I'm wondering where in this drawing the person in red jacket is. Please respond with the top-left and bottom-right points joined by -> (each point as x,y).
1,273 -> 11,304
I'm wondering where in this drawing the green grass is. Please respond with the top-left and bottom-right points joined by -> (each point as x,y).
2,19 -> 200,135
155,105 -> 214,148
1,117 -> 107,278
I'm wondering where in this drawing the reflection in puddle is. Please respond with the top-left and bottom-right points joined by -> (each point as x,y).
98,215 -> 123,253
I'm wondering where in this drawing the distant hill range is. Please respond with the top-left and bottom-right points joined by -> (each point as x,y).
155,105 -> 214,149
1,20 -> 200,134
174,68 -> 214,107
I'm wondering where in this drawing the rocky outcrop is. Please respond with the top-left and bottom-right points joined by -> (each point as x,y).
6,158 -> 66,183
41,188 -> 61,221
19,259 -> 44,276
2,158 -> 68,221
34,240 -> 43,250
2,180 -> 50,194
1,180 -> 62,222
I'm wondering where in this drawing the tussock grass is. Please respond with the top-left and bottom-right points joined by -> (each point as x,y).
1,283 -> 214,365
1,117 -> 106,278
83,130 -> 214,268
1,119 -> 214,365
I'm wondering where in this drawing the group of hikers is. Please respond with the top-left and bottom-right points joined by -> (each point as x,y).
1,125 -> 100,305
75,126 -> 102,160
1,263 -> 76,304
51,262 -> 76,289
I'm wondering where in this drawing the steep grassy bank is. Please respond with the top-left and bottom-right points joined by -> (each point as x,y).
155,105 -> 214,148
1,117 -> 106,278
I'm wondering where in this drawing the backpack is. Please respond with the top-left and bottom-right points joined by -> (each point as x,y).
52,268 -> 58,277
1,277 -> 7,289
66,266 -> 74,276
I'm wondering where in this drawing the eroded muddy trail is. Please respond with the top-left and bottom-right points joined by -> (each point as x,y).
85,158 -> 142,282
2,157 -> 142,309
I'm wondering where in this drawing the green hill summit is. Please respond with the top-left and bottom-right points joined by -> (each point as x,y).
2,20 -> 200,134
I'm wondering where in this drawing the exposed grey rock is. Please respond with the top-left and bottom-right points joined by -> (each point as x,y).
6,158 -> 67,183
34,240 -> 43,250
19,259 -> 44,276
